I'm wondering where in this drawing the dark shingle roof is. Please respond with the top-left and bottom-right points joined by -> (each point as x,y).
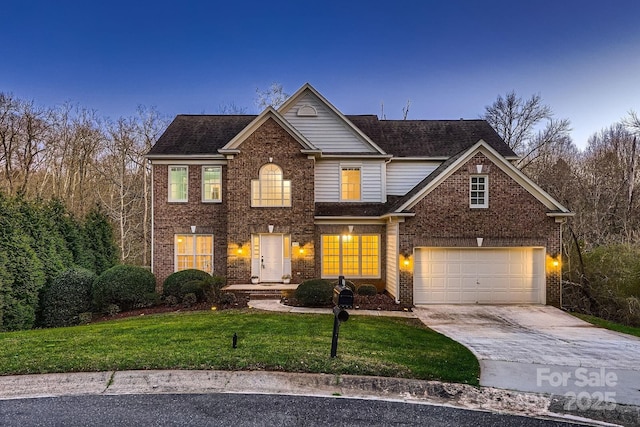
346,116 -> 515,157
148,114 -> 516,159
315,199 -> 403,217
148,115 -> 256,155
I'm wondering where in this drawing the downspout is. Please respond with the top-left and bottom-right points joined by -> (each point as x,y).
150,159 -> 154,275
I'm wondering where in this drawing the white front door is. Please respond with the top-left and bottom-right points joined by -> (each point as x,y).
260,235 -> 284,282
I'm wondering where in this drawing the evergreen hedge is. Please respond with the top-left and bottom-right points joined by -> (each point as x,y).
92,265 -> 157,312
41,268 -> 96,327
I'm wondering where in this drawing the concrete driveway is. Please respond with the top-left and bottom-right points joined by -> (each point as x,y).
414,305 -> 640,406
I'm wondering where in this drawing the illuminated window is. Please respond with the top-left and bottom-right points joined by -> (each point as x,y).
175,234 -> 213,274
202,166 -> 222,202
470,175 -> 488,208
251,164 -> 291,207
321,234 -> 379,278
341,167 -> 361,201
169,166 -> 188,202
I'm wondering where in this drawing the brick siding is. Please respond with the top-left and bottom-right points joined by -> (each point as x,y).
398,153 -> 562,307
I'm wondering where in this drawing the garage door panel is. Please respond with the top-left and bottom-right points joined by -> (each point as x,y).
414,248 -> 544,304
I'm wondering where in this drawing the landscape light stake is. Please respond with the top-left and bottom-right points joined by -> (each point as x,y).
232,332 -> 238,349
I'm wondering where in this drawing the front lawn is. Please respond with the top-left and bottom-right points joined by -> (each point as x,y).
573,313 -> 640,338
0,310 -> 479,385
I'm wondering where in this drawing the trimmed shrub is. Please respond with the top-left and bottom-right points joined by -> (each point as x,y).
163,270 -> 225,303
163,269 -> 211,299
357,284 -> 377,296
295,279 -> 333,307
41,268 -> 96,328
92,265 -> 157,312
219,292 -> 237,305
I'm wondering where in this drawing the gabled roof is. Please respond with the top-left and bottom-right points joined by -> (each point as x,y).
219,107 -> 319,153
391,139 -> 572,215
279,83 -> 388,155
147,84 -> 518,161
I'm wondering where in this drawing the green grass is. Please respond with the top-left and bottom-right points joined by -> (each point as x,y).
0,310 -> 479,385
573,313 -> 640,338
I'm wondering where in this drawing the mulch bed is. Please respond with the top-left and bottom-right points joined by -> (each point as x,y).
93,292 -> 409,323
93,295 -> 250,323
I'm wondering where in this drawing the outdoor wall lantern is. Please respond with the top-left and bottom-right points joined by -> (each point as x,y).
268,225 -> 274,233
190,225 -> 196,234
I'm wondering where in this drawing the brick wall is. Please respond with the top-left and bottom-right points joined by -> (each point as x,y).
152,163 -> 228,291
225,118 -> 316,284
398,152 -> 562,307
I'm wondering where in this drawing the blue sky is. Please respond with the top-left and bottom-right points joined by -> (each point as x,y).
2,0 -> 639,149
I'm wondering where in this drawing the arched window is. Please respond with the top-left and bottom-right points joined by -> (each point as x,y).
251,164 -> 291,207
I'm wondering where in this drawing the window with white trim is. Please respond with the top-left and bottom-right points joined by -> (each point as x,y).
175,234 -> 213,274
251,164 -> 291,207
202,166 -> 222,202
321,234 -> 380,278
168,166 -> 188,202
340,167 -> 361,201
470,175 -> 488,208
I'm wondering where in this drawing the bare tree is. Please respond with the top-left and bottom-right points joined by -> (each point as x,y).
133,106 -> 167,266
255,82 -> 290,110
483,91 -> 571,169
218,102 -> 248,114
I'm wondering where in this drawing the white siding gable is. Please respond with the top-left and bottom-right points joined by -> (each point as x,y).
315,160 -> 385,202
386,161 -> 440,196
284,93 -> 376,153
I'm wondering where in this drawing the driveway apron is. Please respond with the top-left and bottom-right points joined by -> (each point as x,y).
414,305 -> 640,406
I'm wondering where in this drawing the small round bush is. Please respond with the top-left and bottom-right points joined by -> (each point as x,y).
92,265 -> 157,312
41,268 -> 96,328
219,292 -> 237,305
357,284 -> 377,296
163,269 -> 212,298
295,279 -> 333,307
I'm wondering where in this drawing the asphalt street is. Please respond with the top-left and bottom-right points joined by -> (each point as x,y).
0,393 -> 586,427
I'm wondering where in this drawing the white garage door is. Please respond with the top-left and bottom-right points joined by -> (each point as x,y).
414,248 -> 545,304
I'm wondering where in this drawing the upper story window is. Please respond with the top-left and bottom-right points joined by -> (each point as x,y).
169,166 -> 188,202
202,166 -> 222,202
251,164 -> 291,207
341,167 -> 361,201
470,175 -> 488,208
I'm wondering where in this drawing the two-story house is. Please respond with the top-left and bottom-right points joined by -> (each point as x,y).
147,83 -> 572,307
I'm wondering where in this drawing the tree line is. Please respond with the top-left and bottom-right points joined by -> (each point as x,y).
0,94 -> 166,266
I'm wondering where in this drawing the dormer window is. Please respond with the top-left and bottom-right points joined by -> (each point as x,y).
470,175 -> 488,208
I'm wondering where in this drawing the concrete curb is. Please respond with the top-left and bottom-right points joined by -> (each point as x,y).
0,370 -> 627,425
